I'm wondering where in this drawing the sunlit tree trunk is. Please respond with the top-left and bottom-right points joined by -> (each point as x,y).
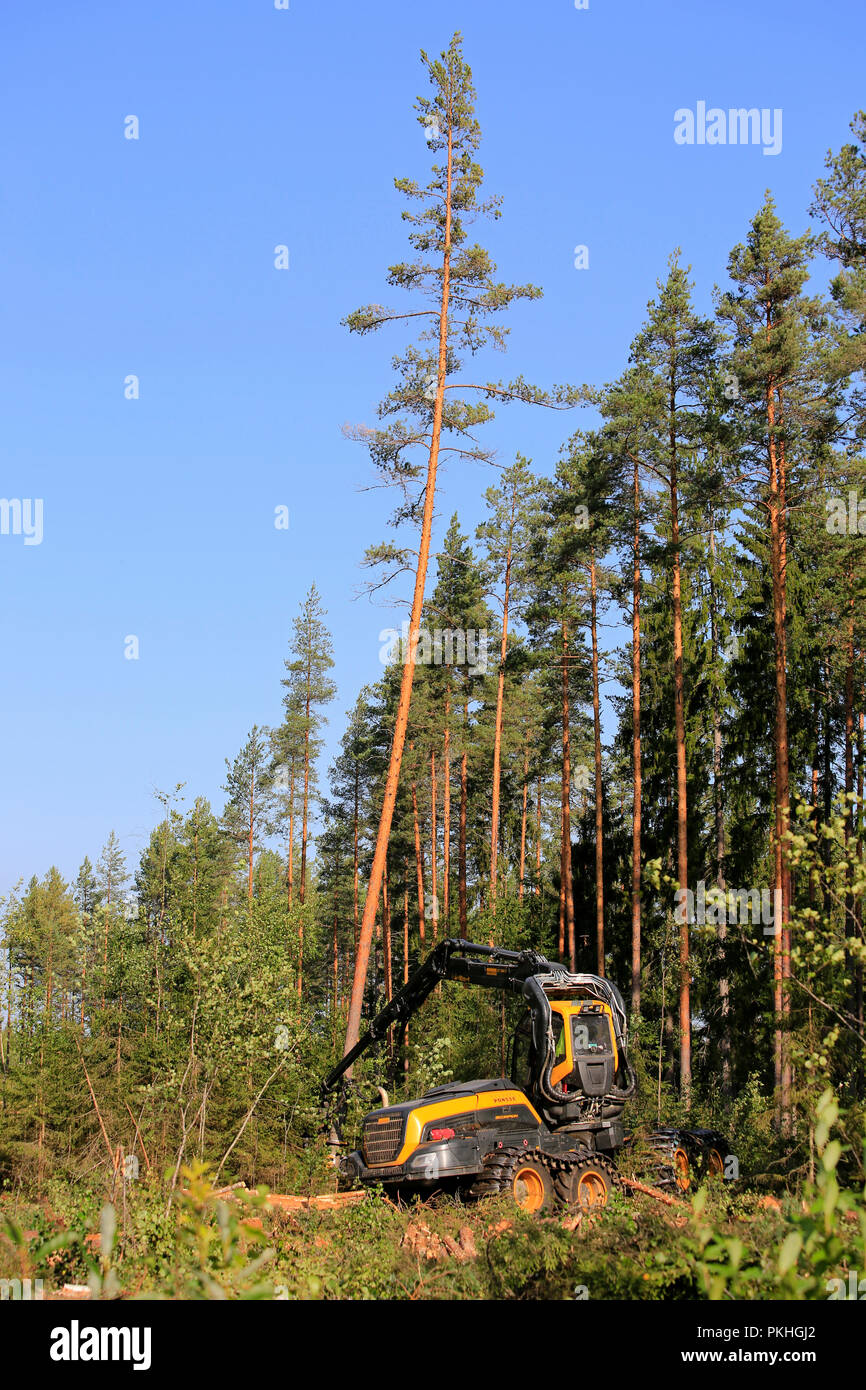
589,547 -> 605,974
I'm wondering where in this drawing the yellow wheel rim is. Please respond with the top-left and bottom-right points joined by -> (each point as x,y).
674,1147 -> 690,1191
513,1166 -> 546,1211
576,1170 -> 608,1209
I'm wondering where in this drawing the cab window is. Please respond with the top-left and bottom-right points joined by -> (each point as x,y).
553,1014 -> 566,1063
571,1013 -> 611,1055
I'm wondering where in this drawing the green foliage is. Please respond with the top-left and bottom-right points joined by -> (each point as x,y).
690,1090 -> 866,1298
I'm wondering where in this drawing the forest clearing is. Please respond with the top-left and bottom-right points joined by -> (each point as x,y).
2,4 -> 865,1339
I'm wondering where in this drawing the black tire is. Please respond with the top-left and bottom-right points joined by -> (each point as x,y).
551,1152 -> 620,1211
468,1146 -> 522,1199
469,1146 -> 555,1213
648,1129 -> 696,1193
684,1129 -> 729,1180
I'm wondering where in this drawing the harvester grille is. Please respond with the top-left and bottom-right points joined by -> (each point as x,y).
363,1114 -> 405,1166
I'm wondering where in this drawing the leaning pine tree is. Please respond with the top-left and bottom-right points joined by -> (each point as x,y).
342,31 -> 573,1058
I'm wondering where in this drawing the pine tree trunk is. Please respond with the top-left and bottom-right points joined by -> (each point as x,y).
382,870 -> 393,1056
101,869 -> 112,1015
288,768 -> 295,909
490,509 -> 514,907
519,738 -> 529,901
631,458 -> 642,1021
430,748 -> 438,940
844,600 -> 856,1055
558,798 -> 566,960
669,406 -> 691,1107
443,695 -> 451,928
353,766 -> 359,953
590,546 -> 605,975
343,109 -> 455,1059
403,879 -> 410,1076
192,818 -> 199,938
709,522 -> 730,1091
332,889 -> 339,1024
248,767 -> 255,905
459,707 -> 468,933
767,367 -> 791,1130
412,754 -> 426,950
300,687 -> 311,905
536,775 -> 542,897
858,704 -> 865,1063
561,617 -> 576,969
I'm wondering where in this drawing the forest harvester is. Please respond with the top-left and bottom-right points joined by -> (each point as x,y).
321,938 -> 728,1213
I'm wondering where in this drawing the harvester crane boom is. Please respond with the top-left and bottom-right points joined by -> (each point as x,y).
321,938 -> 558,1098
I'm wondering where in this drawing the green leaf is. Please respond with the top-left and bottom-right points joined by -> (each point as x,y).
777,1232 -> 802,1277
822,1140 -> 842,1173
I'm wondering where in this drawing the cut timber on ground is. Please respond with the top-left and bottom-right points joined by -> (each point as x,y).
619,1176 -> 686,1208
266,1191 -> 367,1212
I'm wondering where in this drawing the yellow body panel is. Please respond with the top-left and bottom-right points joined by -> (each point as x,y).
371,1089 -> 542,1168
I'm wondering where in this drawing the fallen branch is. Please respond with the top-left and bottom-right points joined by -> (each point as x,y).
619,1176 -> 684,1208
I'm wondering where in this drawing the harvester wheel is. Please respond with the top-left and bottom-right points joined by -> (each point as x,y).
468,1146 -> 523,1200
706,1145 -> 724,1178
648,1131 -> 696,1193
469,1147 -> 555,1211
509,1157 -> 555,1213
685,1129 -> 730,1181
551,1152 -> 620,1211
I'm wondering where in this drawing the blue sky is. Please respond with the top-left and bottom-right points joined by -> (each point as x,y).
1,0 -> 862,895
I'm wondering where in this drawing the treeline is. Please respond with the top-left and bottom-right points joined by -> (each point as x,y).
1,37 -> 864,1192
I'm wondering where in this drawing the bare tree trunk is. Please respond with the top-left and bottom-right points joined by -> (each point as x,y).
300,673 -> 311,907
403,878 -> 410,1076
536,775 -> 542,897
248,767 -> 255,905
192,815 -> 199,938
558,804 -> 566,960
343,107 -> 455,1058
353,766 -> 359,953
332,889 -> 339,1024
669,406 -> 690,1107
709,519 -> 729,1091
858,702 -> 865,1066
490,500 -> 515,906
459,704 -> 468,932
443,692 -> 451,927
590,546 -> 605,975
288,769 -> 295,909
844,601 -> 857,1072
767,368 -> 791,1131
412,752 -> 426,950
631,458 -> 642,1021
430,748 -> 438,940
101,868 -> 112,1014
561,617 -> 576,969
382,869 -> 393,1056
518,738 -> 529,901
